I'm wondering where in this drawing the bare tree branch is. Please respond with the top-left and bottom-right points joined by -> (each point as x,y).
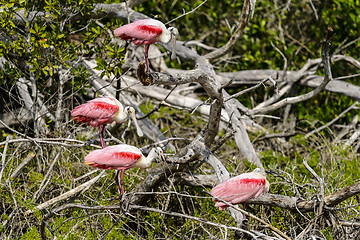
249,27 -> 335,116
204,0 -> 252,61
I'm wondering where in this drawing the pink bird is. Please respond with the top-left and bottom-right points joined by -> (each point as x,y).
84,144 -> 163,197
71,96 -> 143,148
114,18 -> 178,72
211,168 -> 269,210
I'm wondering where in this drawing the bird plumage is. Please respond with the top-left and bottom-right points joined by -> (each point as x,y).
211,168 -> 269,210
114,18 -> 178,72
71,97 -> 121,127
114,19 -> 171,44
84,144 -> 163,196
85,144 -> 143,170
71,96 -> 143,148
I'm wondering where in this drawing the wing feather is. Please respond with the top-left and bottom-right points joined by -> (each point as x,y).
211,173 -> 267,209
114,19 -> 163,44
71,98 -> 119,126
85,145 -> 142,170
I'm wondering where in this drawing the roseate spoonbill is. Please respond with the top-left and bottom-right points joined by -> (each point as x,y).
84,144 -> 163,197
71,96 -> 143,148
211,168 -> 269,210
114,19 -> 178,72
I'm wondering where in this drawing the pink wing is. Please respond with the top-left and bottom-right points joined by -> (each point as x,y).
114,20 -> 163,45
71,98 -> 119,127
85,144 -> 142,170
211,173 -> 266,209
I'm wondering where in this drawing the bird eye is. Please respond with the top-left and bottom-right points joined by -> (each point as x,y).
169,27 -> 178,36
125,106 -> 133,113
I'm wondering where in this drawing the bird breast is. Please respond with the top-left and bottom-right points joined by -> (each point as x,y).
158,28 -> 172,44
113,109 -> 128,124
135,155 -> 152,169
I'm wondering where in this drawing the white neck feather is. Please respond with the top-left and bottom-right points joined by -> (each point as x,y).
113,110 -> 128,124
159,28 -> 172,43
136,148 -> 159,169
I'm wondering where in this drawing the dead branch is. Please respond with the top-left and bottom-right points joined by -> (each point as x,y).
0,108 -> 32,128
174,173 -> 217,187
344,127 -> 360,148
40,203 -> 260,240
251,180 -> 360,212
303,158 -> 325,216
305,102 -> 359,138
204,0 -> 252,61
0,135 -> 11,183
249,27 -> 335,116
25,171 -> 106,215
0,136 -> 101,149
335,115 -> 358,142
33,147 -> 64,202
205,190 -> 291,240
172,170 -> 360,214
16,78 -> 50,135
6,151 -> 36,184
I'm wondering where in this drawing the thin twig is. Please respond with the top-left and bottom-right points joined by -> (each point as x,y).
138,85 -> 177,120
6,151 -> 36,184
305,101 -> 359,138
302,158 -> 325,216
33,147 -> 64,202
25,170 -> 106,215
249,27 -> 335,116
0,135 -> 11,183
225,76 -> 277,102
40,203 -> 257,240
0,137 -> 101,148
165,0 -> 208,25
334,35 -> 360,55
204,0 -> 251,61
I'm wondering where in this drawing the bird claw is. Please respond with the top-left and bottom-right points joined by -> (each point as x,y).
85,139 -> 96,146
120,194 -> 130,212
137,62 -> 154,86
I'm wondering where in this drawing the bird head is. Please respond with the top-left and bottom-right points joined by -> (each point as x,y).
168,27 -> 178,60
138,146 -> 164,169
155,147 -> 164,162
150,147 -> 164,164
125,106 -> 135,115
168,27 -> 179,37
253,167 -> 266,176
124,106 -> 143,137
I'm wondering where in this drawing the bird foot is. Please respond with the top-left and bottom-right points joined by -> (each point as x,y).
137,62 -> 154,86
119,194 -> 130,212
85,139 -> 96,146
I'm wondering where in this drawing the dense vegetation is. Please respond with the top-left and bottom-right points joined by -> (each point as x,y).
0,0 -> 359,239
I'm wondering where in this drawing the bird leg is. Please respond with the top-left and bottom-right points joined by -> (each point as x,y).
242,202 -> 247,219
99,125 -> 106,149
119,170 -> 125,196
115,170 -> 125,200
144,44 -> 150,72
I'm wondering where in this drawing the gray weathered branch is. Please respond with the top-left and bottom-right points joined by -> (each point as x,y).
204,0 -> 252,61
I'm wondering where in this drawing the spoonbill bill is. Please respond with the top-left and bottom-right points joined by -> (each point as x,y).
71,96 -> 143,148
85,144 -> 163,197
114,18 -> 178,72
211,168 -> 269,210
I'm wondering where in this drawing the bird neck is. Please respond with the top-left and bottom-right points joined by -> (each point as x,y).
114,112 -> 127,124
136,148 -> 158,169
159,28 -> 172,44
